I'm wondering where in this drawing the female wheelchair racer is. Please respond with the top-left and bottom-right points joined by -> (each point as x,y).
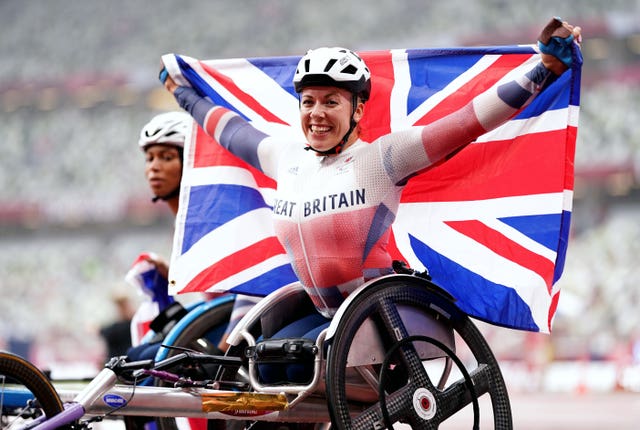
0,17 -> 581,430
159,17 -> 580,389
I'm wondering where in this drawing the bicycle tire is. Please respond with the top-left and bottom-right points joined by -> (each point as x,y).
325,277 -> 512,429
0,351 -> 67,429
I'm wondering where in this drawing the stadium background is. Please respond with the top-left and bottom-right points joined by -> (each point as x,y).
1,0 -> 639,396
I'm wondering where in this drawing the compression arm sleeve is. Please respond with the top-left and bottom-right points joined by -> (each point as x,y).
173,86 -> 269,173
426,61 -> 556,162
385,60 -> 558,185
473,62 -> 556,131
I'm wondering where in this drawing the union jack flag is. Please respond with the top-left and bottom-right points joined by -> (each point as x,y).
165,44 -> 582,333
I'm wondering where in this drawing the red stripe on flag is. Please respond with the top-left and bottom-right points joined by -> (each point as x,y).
401,129 -> 569,203
192,125 -> 276,189
200,106 -> 228,142
359,50 -> 394,142
445,219 -> 555,291
387,228 -> 406,264
180,236 -> 286,293
415,54 -> 533,126
200,62 -> 290,126
564,125 -> 578,191
186,419 -> 207,430
548,291 -> 561,332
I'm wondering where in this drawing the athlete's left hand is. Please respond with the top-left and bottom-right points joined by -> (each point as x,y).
538,17 -> 582,75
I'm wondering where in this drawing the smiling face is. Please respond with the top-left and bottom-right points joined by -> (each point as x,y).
299,86 -> 364,153
144,144 -> 182,201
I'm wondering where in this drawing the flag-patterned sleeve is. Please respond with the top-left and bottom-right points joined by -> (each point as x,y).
382,61 -> 557,185
173,86 -> 284,178
473,62 -> 556,132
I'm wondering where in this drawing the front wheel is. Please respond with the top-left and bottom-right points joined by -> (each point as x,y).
325,277 -> 512,429
0,351 -> 67,430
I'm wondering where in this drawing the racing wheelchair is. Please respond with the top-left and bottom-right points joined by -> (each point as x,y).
0,273 -> 512,429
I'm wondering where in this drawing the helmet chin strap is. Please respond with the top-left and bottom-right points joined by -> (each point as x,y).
304,94 -> 359,156
152,185 -> 180,203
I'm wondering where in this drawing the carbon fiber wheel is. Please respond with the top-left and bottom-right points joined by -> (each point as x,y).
0,351 -> 68,430
325,276 -> 512,429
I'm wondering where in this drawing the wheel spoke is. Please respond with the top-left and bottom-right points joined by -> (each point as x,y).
351,385 -> 414,429
432,363 -> 490,421
375,297 -> 438,393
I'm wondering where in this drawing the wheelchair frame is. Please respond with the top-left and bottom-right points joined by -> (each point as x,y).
1,274 -> 513,429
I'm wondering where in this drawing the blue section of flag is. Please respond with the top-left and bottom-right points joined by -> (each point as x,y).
247,56 -> 299,97
498,213 -> 562,251
553,210 -> 572,284
229,264 -> 298,296
182,183 -> 270,254
408,233 -> 539,331
176,56 -> 252,121
516,71 -> 572,119
406,51 -> 484,113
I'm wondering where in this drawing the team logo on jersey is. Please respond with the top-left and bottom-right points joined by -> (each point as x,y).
336,156 -> 355,175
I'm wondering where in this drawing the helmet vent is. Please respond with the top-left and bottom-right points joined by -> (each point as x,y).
304,59 -> 311,73
341,64 -> 357,75
138,111 -> 191,150
324,59 -> 337,72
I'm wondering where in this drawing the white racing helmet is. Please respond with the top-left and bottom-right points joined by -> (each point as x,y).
138,111 -> 192,150
293,47 -> 371,101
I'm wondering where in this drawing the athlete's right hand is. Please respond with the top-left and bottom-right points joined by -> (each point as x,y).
144,253 -> 170,279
